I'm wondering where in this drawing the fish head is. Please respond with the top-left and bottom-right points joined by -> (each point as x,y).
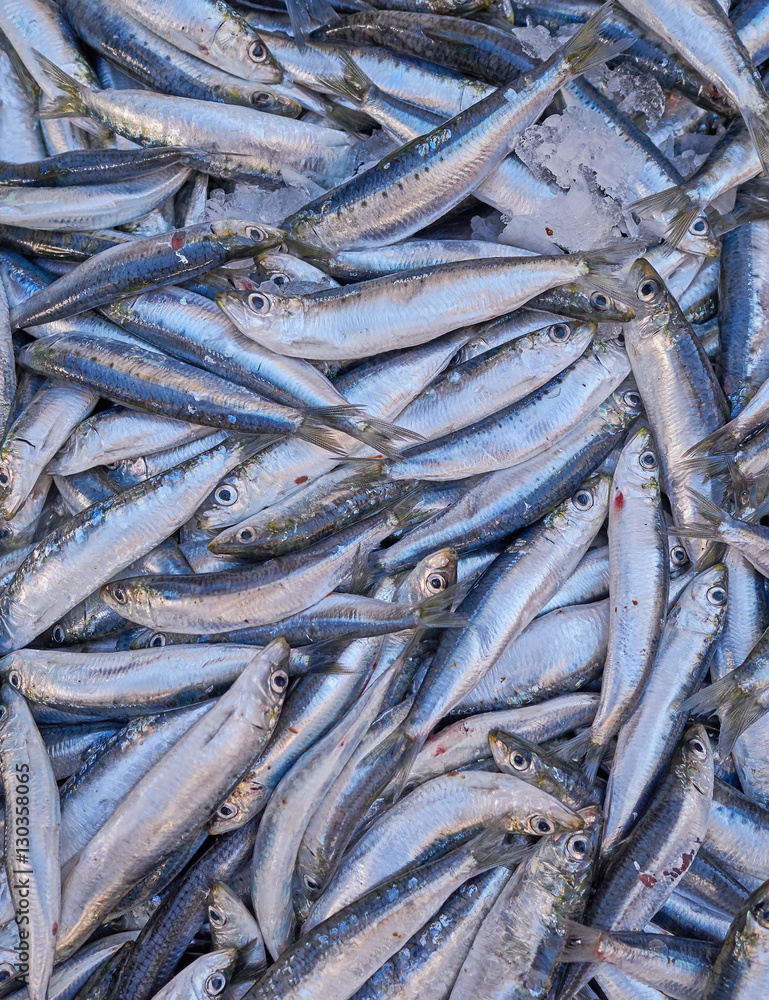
99,576 -> 152,624
208,882 -> 251,950
675,724 -> 714,799
674,562 -> 728,636
549,280 -> 636,322
408,547 -> 458,602
185,947 -> 237,999
615,423 -> 661,494
554,472 -> 611,540
247,87 -> 302,117
674,213 -> 720,258
211,220 -> 286,255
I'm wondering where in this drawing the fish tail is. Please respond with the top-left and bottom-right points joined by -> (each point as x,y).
559,921 -> 606,963
581,239 -> 646,270
582,742 -> 608,785
561,1 -> 632,76
298,407 -> 356,454
670,488 -> 730,540
285,0 -> 338,47
325,407 -> 423,459
683,674 -> 766,757
33,51 -> 88,119
302,640 -> 369,674
742,106 -> 769,178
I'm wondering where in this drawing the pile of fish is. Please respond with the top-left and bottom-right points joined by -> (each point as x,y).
4,0 -> 769,996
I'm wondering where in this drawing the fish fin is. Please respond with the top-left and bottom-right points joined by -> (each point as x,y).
560,1 -> 633,76
302,640 -> 369,674
319,52 -> 377,107
630,185 -> 690,220
679,453 -> 732,478
581,239 -> 646,270
325,102 -> 379,138
33,51 -> 88,118
298,408 -> 356,455
417,581 -> 460,614
327,408 -> 423,459
1,38 -> 40,101
359,725 -> 415,798
471,819 -> 534,871
662,206 -> 707,255
417,608 -> 469,629
684,674 -> 767,757
742,106 -> 769,178
683,424 -> 737,457
285,0 -> 334,48
555,729 -> 594,765
348,542 -> 372,596
283,235 -> 333,266
559,921 -> 605,963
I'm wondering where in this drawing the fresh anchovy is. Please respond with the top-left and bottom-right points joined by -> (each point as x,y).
559,921 -> 717,1000
623,258 -> 727,561
702,880 -> 769,998
0,645 -> 266,718
36,57 -> 358,187
325,239 -> 538,281
0,165 -> 191,231
623,0 -> 769,175
55,640 -> 287,961
0,683 -> 60,1000
0,380 -> 98,519
209,880 -> 266,972
559,725 -> 715,999
10,219 -> 289,329
559,425 -> 667,780
599,564 -> 727,859
280,9 -> 621,252
194,331 -> 472,531
0,435 -> 260,651
305,769 -> 582,930
363,476 -> 609,799
101,504 -> 417,633
248,823 -> 529,999
374,337 -> 629,480
375,386 -> 641,572
218,248 -> 632,361
148,948 -> 236,1000
58,0 -> 298,112
16,333 -> 356,446
0,146 -> 200,188
450,814 -> 599,1000
453,600 -> 608,714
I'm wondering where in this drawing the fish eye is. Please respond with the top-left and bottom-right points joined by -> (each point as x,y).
0,468 -> 11,488
589,291 -> 610,312
615,331 -> 625,346
637,278 -> 660,302
0,965 -> 13,983
51,624 -> 65,644
246,225 -> 268,242
214,484 -> 238,507
549,323 -> 571,342
270,669 -> 289,693
208,906 -> 226,928
753,899 -> 769,927
510,748 -> 532,771
237,526 -> 257,544
271,272 -> 290,287
623,390 -> 641,408
251,90 -> 273,107
707,585 -> 727,607
639,449 -> 657,470
247,292 -> 271,315
687,735 -> 708,758
426,572 -> 447,592
248,40 -> 268,63
217,802 -> 238,819
111,585 -> 128,605
149,632 -> 166,648
303,873 -> 320,892
8,671 -> 20,689
530,815 -> 553,835
566,834 -> 589,860
206,972 -> 228,997
670,545 -> 688,566
690,216 -> 709,235
572,489 -> 594,511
